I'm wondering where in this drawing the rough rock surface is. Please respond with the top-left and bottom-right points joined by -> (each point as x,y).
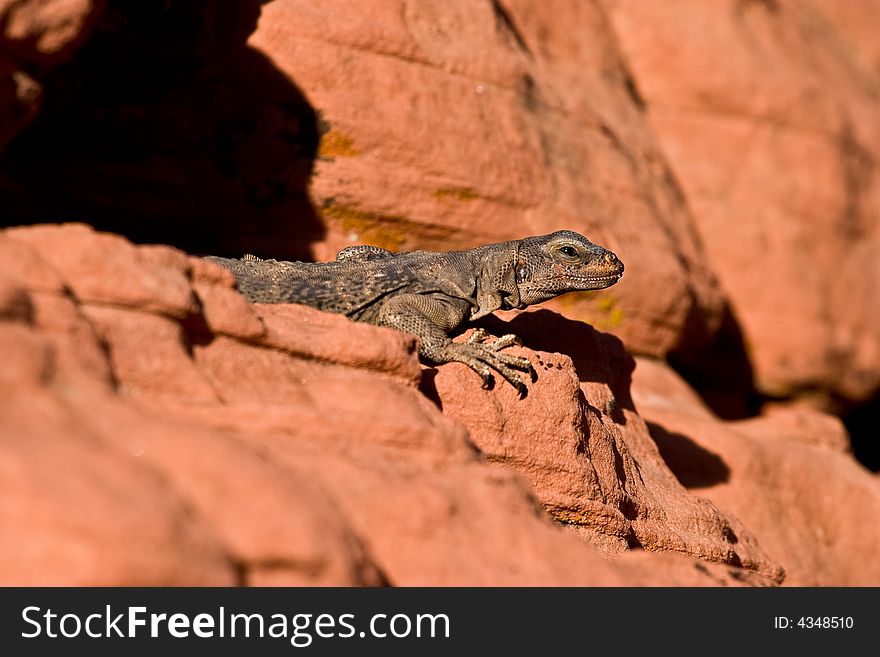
604,0 -> 880,406
3,223 -> 782,586
247,0 -> 726,363
4,224 -> 878,586
632,358 -> 880,586
433,312 -> 781,580
4,0 -> 879,409
1,1 -> 879,587
244,0 -> 880,410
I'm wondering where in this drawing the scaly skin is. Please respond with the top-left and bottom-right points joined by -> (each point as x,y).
206,230 -> 624,396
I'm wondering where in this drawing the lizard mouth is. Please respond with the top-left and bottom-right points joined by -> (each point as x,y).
552,273 -> 623,288
512,274 -> 623,308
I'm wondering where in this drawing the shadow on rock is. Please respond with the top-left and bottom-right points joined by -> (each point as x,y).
417,367 -> 444,411
0,0 -> 323,260
646,420 -> 730,488
475,309 -> 636,417
843,391 -> 880,472
669,303 -> 761,420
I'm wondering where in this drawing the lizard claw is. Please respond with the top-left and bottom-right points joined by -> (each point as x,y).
487,333 -> 522,351
466,328 -> 491,345
442,333 -> 536,396
467,329 -> 522,352
479,369 -> 494,390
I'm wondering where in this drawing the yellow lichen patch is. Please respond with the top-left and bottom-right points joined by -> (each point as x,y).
555,290 -> 597,314
322,203 -> 462,252
318,130 -> 362,159
546,509 -> 628,540
433,186 -> 478,202
323,205 -> 406,251
553,290 -> 624,332
546,508 -> 591,526
592,293 -> 624,330
596,296 -> 616,312
605,307 -> 625,328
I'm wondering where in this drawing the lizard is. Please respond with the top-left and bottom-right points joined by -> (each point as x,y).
205,230 -> 624,397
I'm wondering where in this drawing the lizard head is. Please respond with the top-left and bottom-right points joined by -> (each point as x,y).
511,230 -> 624,307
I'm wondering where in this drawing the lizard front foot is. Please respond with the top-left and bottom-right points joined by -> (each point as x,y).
446,329 -> 537,397
375,295 -> 538,398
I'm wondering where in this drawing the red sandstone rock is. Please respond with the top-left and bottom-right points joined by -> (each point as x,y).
247,0 -> 725,362
0,0 -> 104,64
632,357 -> 880,586
2,0 -> 879,588
3,222 -> 878,586
188,256 -> 267,341
1,223 -> 770,586
6,0 -> 877,413
604,0 -> 880,405
735,403 -> 852,453
8,224 -> 199,317
811,0 -> 880,78
0,0 -> 104,151
433,313 -> 783,581
0,321 -> 235,585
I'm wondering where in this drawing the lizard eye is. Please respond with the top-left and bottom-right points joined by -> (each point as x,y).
558,245 -> 579,258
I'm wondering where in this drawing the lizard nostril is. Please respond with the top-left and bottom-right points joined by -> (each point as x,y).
604,251 -> 624,273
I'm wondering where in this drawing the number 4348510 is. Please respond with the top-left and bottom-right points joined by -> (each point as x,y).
774,617 -> 854,629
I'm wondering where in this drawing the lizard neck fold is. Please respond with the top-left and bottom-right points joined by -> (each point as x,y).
470,241 -> 521,320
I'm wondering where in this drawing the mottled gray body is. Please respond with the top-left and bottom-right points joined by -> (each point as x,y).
206,230 -> 624,396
